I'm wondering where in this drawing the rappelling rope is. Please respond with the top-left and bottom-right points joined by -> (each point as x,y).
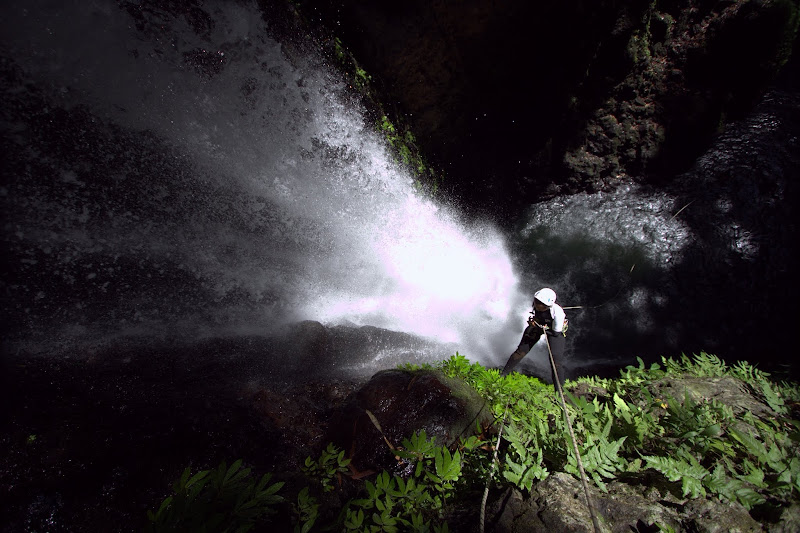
543,329 -> 602,533
479,334 -> 602,532
478,404 -> 508,533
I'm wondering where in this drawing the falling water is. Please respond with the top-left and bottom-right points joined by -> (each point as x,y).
1,0 -> 525,367
3,1 -> 797,379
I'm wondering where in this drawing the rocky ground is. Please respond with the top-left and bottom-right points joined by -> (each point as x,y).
4,333 -> 799,532
0,321 -> 459,532
0,337 -> 362,532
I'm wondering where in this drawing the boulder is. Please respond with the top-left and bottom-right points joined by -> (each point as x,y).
487,472 -> 763,532
326,368 -> 493,474
649,376 -> 774,418
683,498 -> 763,533
489,473 -> 680,533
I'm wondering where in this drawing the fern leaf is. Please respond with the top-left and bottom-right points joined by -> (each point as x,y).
643,455 -> 685,483
734,487 -> 766,510
681,476 -> 706,499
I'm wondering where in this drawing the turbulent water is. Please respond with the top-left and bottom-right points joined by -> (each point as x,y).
2,1 -> 797,378
1,0 -> 528,367
515,89 -> 799,377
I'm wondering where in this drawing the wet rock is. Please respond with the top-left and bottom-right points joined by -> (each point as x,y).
487,472 -> 763,532
683,498 -> 762,533
296,0 -> 797,216
650,376 -> 774,418
496,473 -> 685,532
767,503 -> 800,533
284,320 -> 330,368
256,321 -> 453,378
326,368 -> 493,474
247,378 -> 360,470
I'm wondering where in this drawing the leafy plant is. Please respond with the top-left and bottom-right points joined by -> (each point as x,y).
502,431 -> 547,491
354,65 -> 371,89
293,487 -> 319,533
397,429 -> 437,463
643,452 -> 709,499
429,351 -> 800,511
145,460 -> 284,533
302,442 -> 351,492
335,429 -> 468,531
567,429 -> 627,492
397,362 -> 435,372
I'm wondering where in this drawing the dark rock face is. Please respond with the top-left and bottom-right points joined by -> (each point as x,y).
297,0 -> 798,219
326,369 -> 492,474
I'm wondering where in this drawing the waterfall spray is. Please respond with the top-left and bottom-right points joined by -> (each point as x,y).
1,0 -> 524,364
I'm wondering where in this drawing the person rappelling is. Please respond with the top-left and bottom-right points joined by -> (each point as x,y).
498,289 -> 601,533
501,288 -> 568,385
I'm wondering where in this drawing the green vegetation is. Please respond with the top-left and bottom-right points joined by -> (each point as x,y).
147,352 -> 799,531
145,460 -> 284,532
626,0 -> 658,66
293,487 -> 321,533
324,35 -> 443,197
774,0 -> 800,71
377,114 -> 443,197
436,352 -> 800,511
301,442 -> 351,493
342,432 -> 463,532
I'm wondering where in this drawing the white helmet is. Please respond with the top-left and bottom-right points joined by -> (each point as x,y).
533,288 -> 557,307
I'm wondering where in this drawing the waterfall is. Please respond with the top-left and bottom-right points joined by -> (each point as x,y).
1,0 -> 525,366
4,1 -> 796,378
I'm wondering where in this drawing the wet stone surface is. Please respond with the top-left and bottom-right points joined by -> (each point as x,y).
326,368 -> 492,475
0,329 -> 483,532
0,341 -> 362,532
